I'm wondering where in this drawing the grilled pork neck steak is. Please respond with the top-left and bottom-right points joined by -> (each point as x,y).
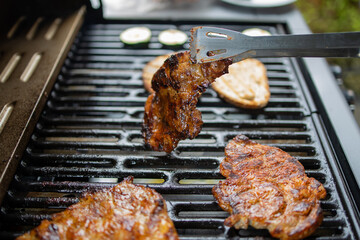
142,51 -> 232,153
213,135 -> 326,240
17,176 -> 178,240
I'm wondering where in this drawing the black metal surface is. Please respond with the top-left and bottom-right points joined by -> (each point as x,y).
0,22 -> 358,239
0,4 -> 85,205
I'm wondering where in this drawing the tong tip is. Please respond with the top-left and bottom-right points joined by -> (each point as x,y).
189,27 -> 201,63
190,26 -> 239,64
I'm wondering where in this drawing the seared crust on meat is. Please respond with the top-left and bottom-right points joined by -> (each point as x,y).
17,176 -> 178,240
142,51 -> 232,153
213,135 -> 326,240
143,54 -> 172,93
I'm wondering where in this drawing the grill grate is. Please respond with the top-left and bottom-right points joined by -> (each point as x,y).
0,22 -> 357,239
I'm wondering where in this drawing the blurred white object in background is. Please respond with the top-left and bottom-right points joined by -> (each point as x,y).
222,0 -> 296,8
103,0 -> 203,15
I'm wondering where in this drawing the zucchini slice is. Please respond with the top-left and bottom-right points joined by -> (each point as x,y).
158,29 -> 188,46
120,27 -> 152,45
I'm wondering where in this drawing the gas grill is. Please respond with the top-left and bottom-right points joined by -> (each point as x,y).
1,1 -> 360,239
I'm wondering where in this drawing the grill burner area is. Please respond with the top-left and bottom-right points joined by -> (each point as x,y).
0,22 -> 358,239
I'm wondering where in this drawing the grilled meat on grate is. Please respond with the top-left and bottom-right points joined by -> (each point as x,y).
17,176 -> 178,240
213,135 -> 326,240
142,51 -> 232,153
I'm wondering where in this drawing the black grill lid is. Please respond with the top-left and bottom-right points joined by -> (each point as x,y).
0,22 -> 359,239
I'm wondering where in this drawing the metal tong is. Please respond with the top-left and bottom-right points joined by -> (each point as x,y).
190,26 -> 360,63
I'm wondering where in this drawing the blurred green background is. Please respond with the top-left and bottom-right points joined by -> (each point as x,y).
295,0 -> 360,125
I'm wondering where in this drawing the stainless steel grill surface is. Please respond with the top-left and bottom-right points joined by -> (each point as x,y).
0,22 -> 359,239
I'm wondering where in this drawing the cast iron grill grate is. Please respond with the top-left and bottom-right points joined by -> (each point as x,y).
0,22 -> 356,239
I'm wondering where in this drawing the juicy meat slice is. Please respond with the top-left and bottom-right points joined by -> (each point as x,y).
142,51 -> 232,153
213,135 -> 326,240
17,176 -> 178,240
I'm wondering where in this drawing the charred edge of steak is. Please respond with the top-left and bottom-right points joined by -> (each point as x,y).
151,53 -> 181,92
